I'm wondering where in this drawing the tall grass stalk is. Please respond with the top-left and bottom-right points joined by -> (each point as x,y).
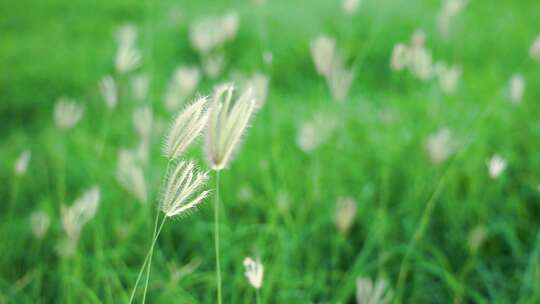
214,171 -> 222,304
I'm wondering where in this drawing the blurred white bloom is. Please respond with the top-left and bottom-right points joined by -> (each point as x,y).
243,257 -> 264,289
115,44 -> 142,74
343,0 -> 361,15
131,73 -> 149,102
409,46 -> 433,81
54,97 -> 84,130
164,66 -> 201,111
60,186 -> 100,242
411,30 -> 426,48
297,114 -> 337,153
30,211 -> 50,240
487,154 -> 507,179
530,35 -> 540,61
168,258 -> 202,284
437,0 -> 467,37
335,196 -> 357,234
390,43 -> 410,71
263,51 -> 273,65
160,160 -> 210,217
100,75 -> 118,109
205,84 -> 256,170
468,225 -> 487,254
246,73 -> 269,110
136,138 -> 150,164
425,128 -> 458,164
133,105 -> 153,140
189,12 -> 239,54
115,23 -> 137,48
435,62 -> 460,95
509,74 -> 525,104
201,53 -> 225,79
164,97 -> 208,160
14,150 -> 31,176
356,277 -> 393,304
326,53 -> 354,102
117,149 -> 147,203
311,35 -> 336,76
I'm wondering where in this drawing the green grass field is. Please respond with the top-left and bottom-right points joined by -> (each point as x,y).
2,0 -> 540,303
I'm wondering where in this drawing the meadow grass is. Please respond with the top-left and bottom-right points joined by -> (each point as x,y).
1,0 -> 540,303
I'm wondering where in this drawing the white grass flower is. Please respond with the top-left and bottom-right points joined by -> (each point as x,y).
487,154 -> 507,179
160,160 -> 210,217
189,12 -> 239,54
245,73 -> 269,110
221,12 -> 239,42
326,53 -> 354,102
311,35 -> 336,76
509,74 -> 525,104
356,277 -> 393,304
30,211 -> 50,240
205,84 -> 256,170
14,150 -> 31,176
60,186 -> 100,241
335,196 -> 357,235
164,66 -> 201,111
468,225 -> 487,254
115,44 -> 142,74
133,105 -> 153,140
243,257 -> 264,289
117,149 -> 147,203
343,0 -> 361,15
530,35 -> 540,61
390,43 -> 410,71
408,46 -> 433,81
296,114 -> 337,153
410,30 -> 426,48
425,128 -> 458,165
115,23 -> 137,48
54,97 -> 84,129
202,52 -> 225,79
437,0 -> 467,38
435,62 -> 460,95
164,97 -> 209,160
131,73 -> 149,102
100,75 -> 118,109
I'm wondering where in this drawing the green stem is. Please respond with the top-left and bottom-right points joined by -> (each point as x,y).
256,288 -> 261,304
141,206 -> 162,303
214,171 -> 222,304
128,215 -> 167,304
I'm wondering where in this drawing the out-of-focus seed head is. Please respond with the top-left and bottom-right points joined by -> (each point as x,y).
30,210 -> 50,240
133,105 -> 153,140
530,35 -> 540,61
335,196 -> 357,235
14,150 -> 31,176
243,257 -> 264,289
100,75 -> 118,109
116,149 -> 147,203
54,97 -> 84,130
356,277 -> 393,304
487,154 -> 507,179
425,128 -> 458,165
509,74 -> 525,104
311,35 -> 336,76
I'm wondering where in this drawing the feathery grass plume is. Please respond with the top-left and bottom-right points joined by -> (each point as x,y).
168,258 -> 202,284
164,66 -> 201,111
14,150 -> 31,176
468,225 -> 487,255
356,277 -> 393,304
296,113 -> 337,153
115,23 -> 137,47
310,35 -> 336,76
243,257 -> 264,289
131,73 -> 149,102
205,84 -> 256,170
390,43 -> 410,71
201,52 -> 225,79
487,154 -> 507,179
509,74 -> 525,104
437,0 -> 467,38
408,44 -> 433,81
58,186 -> 100,257
160,160 -> 210,217
116,149 -> 147,203
164,97 -> 208,160
245,73 -> 269,110
434,62 -> 460,95
133,105 -> 153,140
343,0 -> 361,15
425,128 -> 458,165
116,44 -> 142,74
530,35 -> 540,60
54,97 -> 84,129
100,75 -> 118,109
30,210 -> 50,240
335,196 -> 357,235
189,12 -> 239,54
326,52 -> 354,102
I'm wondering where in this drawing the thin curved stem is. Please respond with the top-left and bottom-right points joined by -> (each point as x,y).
214,171 -> 222,304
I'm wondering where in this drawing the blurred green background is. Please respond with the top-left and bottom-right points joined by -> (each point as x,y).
2,0 -> 540,303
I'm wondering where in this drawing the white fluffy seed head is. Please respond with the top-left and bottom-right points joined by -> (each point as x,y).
435,62 -> 460,95
311,35 -> 336,76
343,0 -> 362,15
530,35 -> 540,61
509,74 -> 525,104
201,52 -> 225,79
131,73 -> 149,102
356,277 -> 393,304
133,105 -> 153,140
60,186 -> 100,241
487,154 -> 507,179
245,73 -> 269,110
425,128 -> 458,165
335,196 -> 357,235
296,113 -> 337,153
189,12 -> 239,54
14,150 -> 31,176
390,43 -> 410,71
115,44 -> 142,74
160,160 -> 210,218
243,257 -> 264,289
116,149 -> 147,203
115,23 -> 137,48
164,97 -> 209,160
54,97 -> 84,130
30,210 -> 50,240
164,66 -> 201,112
325,52 -> 354,102
100,75 -> 118,109
205,84 -> 256,170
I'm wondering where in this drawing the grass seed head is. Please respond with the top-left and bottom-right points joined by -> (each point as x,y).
100,75 -> 118,109
14,150 -> 31,176
54,97 -> 84,130
243,257 -> 264,289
